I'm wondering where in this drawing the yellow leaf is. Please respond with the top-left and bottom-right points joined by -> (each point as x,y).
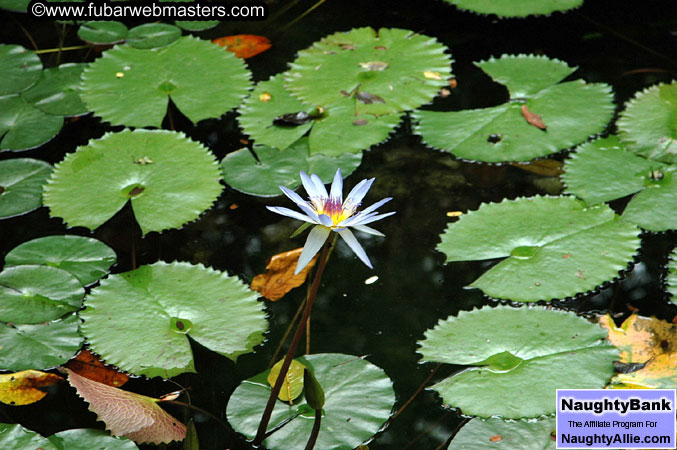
0,370 -> 63,405
600,314 -> 677,389
267,359 -> 306,404
423,70 -> 442,80
251,248 -> 317,301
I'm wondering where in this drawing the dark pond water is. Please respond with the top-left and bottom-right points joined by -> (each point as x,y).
1,0 -> 676,448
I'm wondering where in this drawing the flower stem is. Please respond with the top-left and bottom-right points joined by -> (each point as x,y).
303,409 -> 322,450
253,236 -> 332,445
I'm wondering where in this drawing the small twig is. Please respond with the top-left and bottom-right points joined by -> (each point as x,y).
279,0 -> 328,33
268,297 -> 306,368
7,12 -> 39,51
390,363 -> 441,421
34,44 -> 89,55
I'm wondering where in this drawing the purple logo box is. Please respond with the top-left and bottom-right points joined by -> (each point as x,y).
556,389 -> 676,449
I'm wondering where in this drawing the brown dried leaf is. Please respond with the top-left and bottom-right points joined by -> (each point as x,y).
251,248 -> 317,301
508,159 -> 563,176
520,104 -> 547,130
64,368 -> 186,444
65,348 -> 129,387
0,370 -> 63,406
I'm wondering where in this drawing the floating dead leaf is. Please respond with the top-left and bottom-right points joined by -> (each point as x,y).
423,71 -> 442,80
267,359 -> 306,404
251,248 -> 317,301
340,44 -> 355,50
600,314 -> 677,389
259,92 -> 272,102
358,61 -> 389,71
448,78 -> 458,88
562,253 -> 572,259
520,104 -> 547,130
446,211 -> 463,217
64,368 -> 186,444
65,348 -> 129,387
353,119 -> 369,126
508,159 -> 563,176
439,88 -> 451,98
355,91 -> 385,104
0,370 -> 63,406
212,34 -> 271,59
273,110 -> 322,126
490,435 -> 502,442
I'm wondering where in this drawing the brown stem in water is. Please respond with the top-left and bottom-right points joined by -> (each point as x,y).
253,237 -> 332,445
303,409 -> 322,450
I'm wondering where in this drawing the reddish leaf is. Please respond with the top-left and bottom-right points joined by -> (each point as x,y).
251,248 -> 317,301
212,34 -> 271,59
0,370 -> 63,406
520,104 -> 547,130
64,368 -> 186,444
65,348 -> 129,387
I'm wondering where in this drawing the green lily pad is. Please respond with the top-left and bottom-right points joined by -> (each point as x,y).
0,45 -> 42,95
80,261 -> 267,378
0,424 -> 137,450
0,424 -> 57,449
414,54 -> 614,162
562,135 -> 666,205
48,429 -> 138,449
419,306 -> 617,418
448,417 -> 556,450
238,75 -> 400,155
0,265 -> 84,324
227,353 -> 395,450
0,158 -> 52,218
621,167 -> 677,231
0,95 -> 63,151
80,36 -> 251,127
43,129 -> 222,235
440,0 -> 582,18
5,235 -> 116,286
221,138 -> 362,197
0,0 -> 30,11
437,196 -> 641,301
175,20 -> 220,31
126,23 -> 182,49
77,21 -> 128,45
22,63 -> 88,117
285,27 -> 452,116
0,314 -> 83,371
617,82 -> 677,163
668,248 -> 677,305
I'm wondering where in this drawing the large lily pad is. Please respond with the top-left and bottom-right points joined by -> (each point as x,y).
414,54 -> 614,162
0,265 -> 84,324
0,314 -> 83,371
238,75 -> 400,155
4,235 -> 116,286
439,0 -> 583,18
437,196 -> 641,301
448,417 -> 556,450
0,45 -> 42,95
80,36 -> 251,127
22,63 -> 88,117
0,158 -> 52,218
562,135 -> 666,205
227,353 -> 395,450
43,129 -> 222,235
80,262 -> 267,378
221,138 -> 362,197
126,23 -> 182,49
285,27 -> 452,116
419,306 -> 617,418
0,94 -> 63,151
0,424 -> 137,450
617,81 -> 677,164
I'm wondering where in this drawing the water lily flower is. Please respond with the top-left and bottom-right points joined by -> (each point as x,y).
267,169 -> 395,274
